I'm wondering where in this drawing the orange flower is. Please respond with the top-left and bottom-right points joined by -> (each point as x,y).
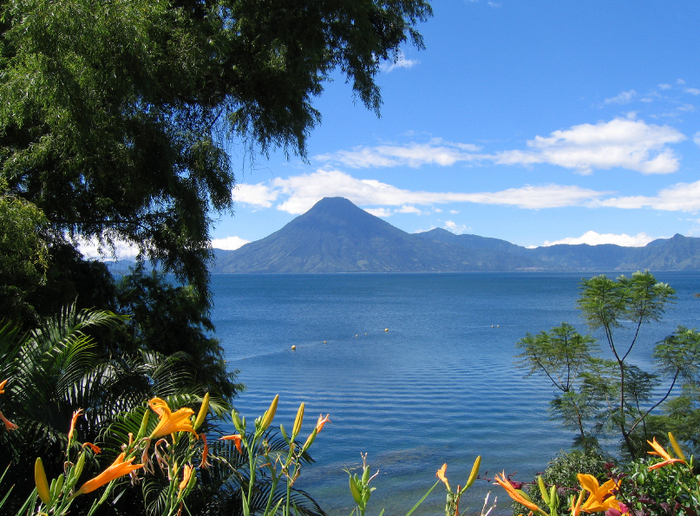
0,410 -> 18,431
647,437 -> 685,470
436,463 -> 451,491
494,472 -> 541,513
82,442 -> 102,454
577,473 -> 621,513
179,464 -> 194,495
76,452 -> 143,495
0,379 -> 8,394
315,414 -> 331,433
570,489 -> 585,516
68,409 -> 83,441
220,434 -> 243,454
148,398 -> 196,439
200,434 -> 210,468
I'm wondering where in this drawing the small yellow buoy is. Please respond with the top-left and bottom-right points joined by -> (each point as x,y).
385,328 -> 388,332
323,341 -> 327,344
355,334 -> 358,337
291,345 -> 296,351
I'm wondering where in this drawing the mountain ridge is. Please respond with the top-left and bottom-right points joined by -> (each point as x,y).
211,197 -> 700,273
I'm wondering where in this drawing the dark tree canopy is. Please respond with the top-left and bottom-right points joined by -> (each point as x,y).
0,0 -> 433,296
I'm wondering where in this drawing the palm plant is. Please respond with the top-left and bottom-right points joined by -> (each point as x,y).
0,304 -> 215,513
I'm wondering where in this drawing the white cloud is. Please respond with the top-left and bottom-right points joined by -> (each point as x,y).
365,208 -> 393,217
693,131 -> 700,146
380,54 -> 418,73
315,138 -> 481,168
659,83 -> 672,90
542,231 -> 656,247
212,236 -> 250,250
494,118 -> 685,174
231,182 -> 279,208
316,119 -> 685,175
677,79 -> 686,85
232,169 -> 608,215
598,180 -> 700,212
444,221 -> 468,233
604,90 -> 637,104
77,236 -> 140,260
397,205 -> 422,215
686,88 -> 700,95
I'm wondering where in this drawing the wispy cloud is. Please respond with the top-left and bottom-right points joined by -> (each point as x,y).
542,231 -> 656,247
380,54 -> 419,72
315,138 -> 481,168
316,118 -> 686,175
231,169 -> 608,214
597,180 -> 700,212
604,90 -> 637,104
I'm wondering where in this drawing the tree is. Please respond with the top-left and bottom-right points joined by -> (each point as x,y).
517,271 -> 700,458
0,0 -> 433,300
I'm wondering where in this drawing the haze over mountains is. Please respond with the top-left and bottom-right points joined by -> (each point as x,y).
211,197 -> 700,273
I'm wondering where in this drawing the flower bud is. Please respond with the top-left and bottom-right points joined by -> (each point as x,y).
292,403 -> 305,439
136,409 -> 150,441
259,395 -> 279,432
194,393 -> 210,431
34,457 -> 51,504
465,455 -> 481,490
537,476 -> 549,504
668,432 -> 687,462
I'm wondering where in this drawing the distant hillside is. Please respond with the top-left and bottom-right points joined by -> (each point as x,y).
211,197 -> 700,273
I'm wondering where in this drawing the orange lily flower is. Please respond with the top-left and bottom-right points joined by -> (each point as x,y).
68,409 -> 83,441
0,379 -> 8,394
179,464 -> 194,495
436,463 -> 451,491
220,434 -> 243,454
577,473 -> 621,513
315,414 -> 331,432
494,472 -> 541,513
76,452 -> 143,495
200,434 -> 211,468
0,410 -> 18,431
82,442 -> 102,454
647,437 -> 686,470
570,489 -> 585,516
148,398 -> 196,439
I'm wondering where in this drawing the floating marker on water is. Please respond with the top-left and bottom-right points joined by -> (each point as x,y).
385,328 -> 388,332
291,345 -> 296,350
323,341 -> 327,344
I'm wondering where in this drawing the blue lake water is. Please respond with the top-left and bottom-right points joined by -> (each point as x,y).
210,271 -> 700,515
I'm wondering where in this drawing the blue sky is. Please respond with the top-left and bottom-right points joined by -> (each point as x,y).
212,1 -> 700,251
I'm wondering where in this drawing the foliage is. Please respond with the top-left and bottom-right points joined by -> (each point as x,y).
115,265 -> 244,400
514,449 -> 611,514
0,191 -> 50,324
0,0 -> 432,299
0,305 -> 218,513
517,271 -> 700,458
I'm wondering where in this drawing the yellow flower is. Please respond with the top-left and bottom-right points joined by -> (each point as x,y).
577,473 -> 621,512
436,463 -> 450,491
647,436 -> 685,470
68,409 -> 83,441
76,452 -> 143,495
148,398 -> 196,438
494,472 -> 541,513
